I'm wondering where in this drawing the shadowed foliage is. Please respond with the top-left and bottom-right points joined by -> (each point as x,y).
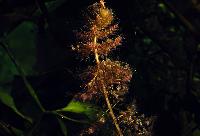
0,0 -> 200,136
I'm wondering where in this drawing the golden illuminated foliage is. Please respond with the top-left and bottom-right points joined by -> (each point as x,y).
118,105 -> 153,136
72,2 -> 122,57
72,0 -> 153,135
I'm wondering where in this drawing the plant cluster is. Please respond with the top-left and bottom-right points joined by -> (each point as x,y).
72,0 -> 153,135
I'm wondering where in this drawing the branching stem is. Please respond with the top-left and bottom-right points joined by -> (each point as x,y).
93,35 -> 123,136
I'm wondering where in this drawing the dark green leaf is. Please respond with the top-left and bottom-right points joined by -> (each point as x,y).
158,3 -> 167,12
57,118 -> 67,136
0,46 -> 17,83
0,87 -> 32,123
6,21 -> 38,76
10,127 -> 24,136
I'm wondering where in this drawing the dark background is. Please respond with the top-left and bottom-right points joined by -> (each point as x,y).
0,0 -> 200,136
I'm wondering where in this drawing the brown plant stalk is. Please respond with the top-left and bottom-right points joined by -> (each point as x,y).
93,32 -> 123,135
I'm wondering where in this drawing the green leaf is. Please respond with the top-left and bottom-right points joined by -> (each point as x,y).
193,75 -> 200,82
169,27 -> 176,32
1,21 -> 45,112
169,12 -> 175,18
10,127 -> 24,136
57,101 -> 99,121
6,21 -> 38,76
143,37 -> 152,45
0,45 -> 17,83
0,87 -> 32,123
57,118 -> 67,136
45,0 -> 67,13
158,3 -> 167,12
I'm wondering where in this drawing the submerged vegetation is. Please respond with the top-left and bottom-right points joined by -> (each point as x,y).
0,0 -> 200,136
73,0 -> 152,135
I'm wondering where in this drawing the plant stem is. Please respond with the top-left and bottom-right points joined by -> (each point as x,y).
102,84 -> 123,136
94,36 -> 100,64
51,111 -> 90,124
93,35 -> 123,136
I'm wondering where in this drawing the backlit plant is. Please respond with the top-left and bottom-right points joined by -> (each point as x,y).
72,0 -> 153,135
